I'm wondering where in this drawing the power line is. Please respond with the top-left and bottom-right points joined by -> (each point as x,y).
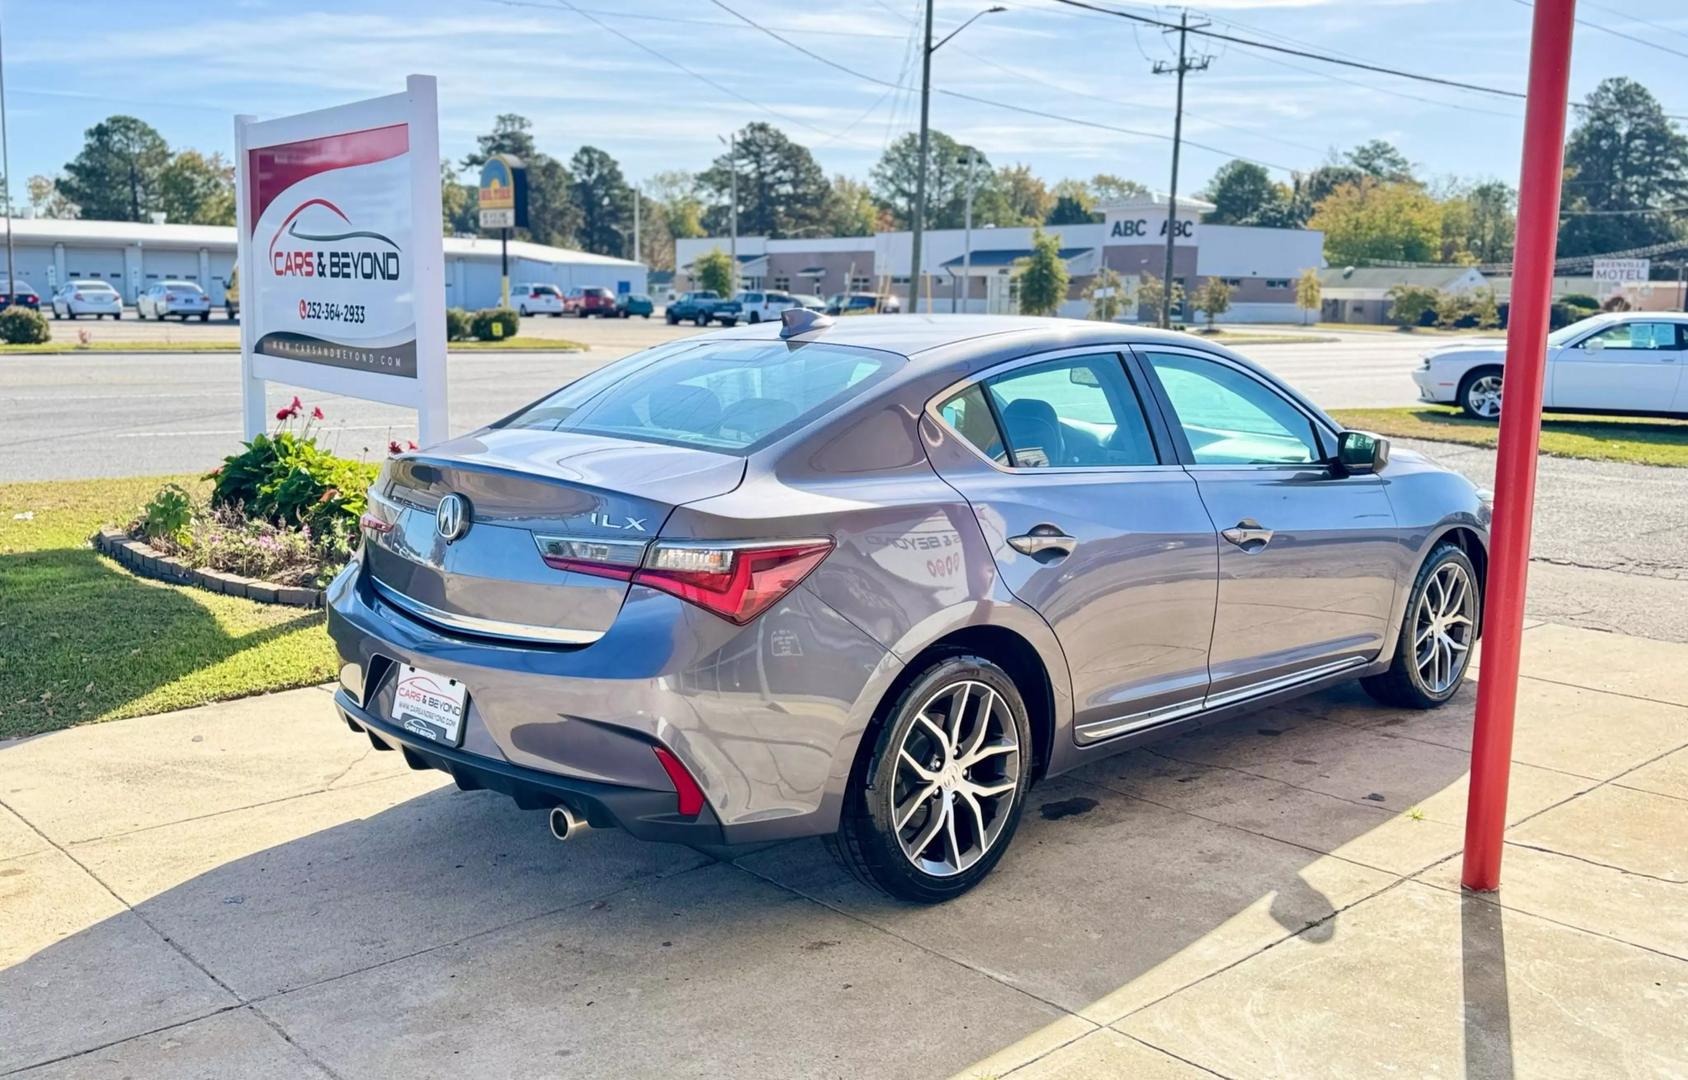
1048,0 -> 1688,123
1510,0 -> 1688,63
1048,0 -> 1526,100
491,0 -> 911,39
704,0 -> 1300,173
1578,0 -> 1688,46
549,0 -> 888,150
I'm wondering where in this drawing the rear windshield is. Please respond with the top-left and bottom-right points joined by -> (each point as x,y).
164,281 -> 205,293
497,340 -> 900,453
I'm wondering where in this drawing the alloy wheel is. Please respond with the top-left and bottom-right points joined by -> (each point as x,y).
1414,561 -> 1476,694
1467,374 -> 1503,419
892,680 -> 1021,877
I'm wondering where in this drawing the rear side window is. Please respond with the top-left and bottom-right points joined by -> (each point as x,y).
937,384 -> 1006,463
984,354 -> 1158,468
498,341 -> 899,453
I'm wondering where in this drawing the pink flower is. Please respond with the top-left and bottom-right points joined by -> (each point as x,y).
276,407 -> 292,421
388,440 -> 404,455
290,395 -> 302,410
311,406 -> 325,420
406,440 -> 418,451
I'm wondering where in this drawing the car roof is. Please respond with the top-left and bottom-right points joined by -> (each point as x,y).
694,313 -> 1229,358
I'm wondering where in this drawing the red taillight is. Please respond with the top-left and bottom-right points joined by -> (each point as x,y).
633,541 -> 833,625
653,746 -> 705,817
73,292 -> 86,301
164,293 -> 176,302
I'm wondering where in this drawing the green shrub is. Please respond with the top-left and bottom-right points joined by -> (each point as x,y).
0,307 -> 51,344
210,430 -> 377,545
445,307 -> 473,341
1558,292 -> 1599,309
470,307 -> 520,341
1385,285 -> 1440,327
139,483 -> 195,544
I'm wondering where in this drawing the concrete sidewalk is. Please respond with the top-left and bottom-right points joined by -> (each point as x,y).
1,623 -> 1684,1078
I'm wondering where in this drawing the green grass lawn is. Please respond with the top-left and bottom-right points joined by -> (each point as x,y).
1331,406 -> 1688,468
0,336 -> 586,355
1187,329 -> 1337,346
0,476 -> 337,738
1311,323 -> 1499,336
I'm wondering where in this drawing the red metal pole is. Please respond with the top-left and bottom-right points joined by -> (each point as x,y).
1461,0 -> 1577,892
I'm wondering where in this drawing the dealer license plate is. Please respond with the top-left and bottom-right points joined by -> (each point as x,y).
391,664 -> 468,746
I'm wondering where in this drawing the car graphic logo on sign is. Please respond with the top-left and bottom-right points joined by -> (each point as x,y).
436,493 -> 469,542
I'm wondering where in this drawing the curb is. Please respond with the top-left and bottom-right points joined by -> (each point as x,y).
92,527 -> 325,609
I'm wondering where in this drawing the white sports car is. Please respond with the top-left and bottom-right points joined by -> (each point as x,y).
1412,312 -> 1688,420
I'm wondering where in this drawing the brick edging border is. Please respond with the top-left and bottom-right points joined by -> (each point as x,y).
92,528 -> 325,608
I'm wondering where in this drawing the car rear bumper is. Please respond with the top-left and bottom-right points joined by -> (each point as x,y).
325,557 -> 898,843
335,688 -> 726,843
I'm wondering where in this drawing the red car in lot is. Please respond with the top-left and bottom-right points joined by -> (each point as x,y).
564,286 -> 618,317
0,278 -> 41,311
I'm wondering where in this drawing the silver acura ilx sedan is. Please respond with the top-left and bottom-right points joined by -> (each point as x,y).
328,311 -> 1488,902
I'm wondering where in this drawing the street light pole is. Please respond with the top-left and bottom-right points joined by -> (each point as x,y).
908,4 -> 1004,316
719,133 -> 738,296
959,152 -> 979,314
632,181 -> 641,266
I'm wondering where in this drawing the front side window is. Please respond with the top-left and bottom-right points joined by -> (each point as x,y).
946,353 -> 1158,469
1578,321 -> 1681,351
1144,351 -> 1321,466
497,340 -> 899,454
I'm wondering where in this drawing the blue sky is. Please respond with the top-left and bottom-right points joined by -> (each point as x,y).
5,0 -> 1687,200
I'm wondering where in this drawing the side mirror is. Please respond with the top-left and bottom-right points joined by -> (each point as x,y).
1336,430 -> 1390,475
1585,335 -> 1606,351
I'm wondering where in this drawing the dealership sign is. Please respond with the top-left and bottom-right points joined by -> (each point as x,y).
234,75 -> 448,444
1592,258 -> 1649,287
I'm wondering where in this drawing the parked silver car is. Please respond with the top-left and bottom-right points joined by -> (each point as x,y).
329,313 -> 1489,901
50,280 -> 123,320
137,280 -> 211,321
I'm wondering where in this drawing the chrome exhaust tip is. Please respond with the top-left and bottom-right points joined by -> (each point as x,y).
548,804 -> 587,842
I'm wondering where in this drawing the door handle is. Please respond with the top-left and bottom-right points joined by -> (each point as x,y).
1221,519 -> 1274,551
1008,524 -> 1077,557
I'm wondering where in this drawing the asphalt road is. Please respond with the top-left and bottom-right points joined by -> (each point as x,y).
4,319 -> 1682,640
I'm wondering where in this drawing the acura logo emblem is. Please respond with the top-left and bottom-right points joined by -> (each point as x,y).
436,493 -> 469,542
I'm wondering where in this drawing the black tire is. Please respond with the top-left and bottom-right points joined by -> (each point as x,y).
642,313 -> 650,319
694,313 -> 709,326
115,311 -> 123,320
748,311 -> 761,324
1362,542 -> 1481,709
199,312 -> 209,322
826,653 -> 1033,903
1458,366 -> 1504,421
666,312 -> 679,325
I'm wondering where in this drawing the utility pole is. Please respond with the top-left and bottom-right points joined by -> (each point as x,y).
632,181 -> 641,266
908,0 -> 936,315
1152,10 -> 1210,328
0,7 -> 14,297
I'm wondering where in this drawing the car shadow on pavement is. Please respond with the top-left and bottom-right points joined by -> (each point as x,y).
2,687 -> 1493,1077
0,549 -> 326,737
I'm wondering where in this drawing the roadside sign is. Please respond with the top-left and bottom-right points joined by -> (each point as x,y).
233,75 -> 448,445
477,154 -> 527,231
1592,258 -> 1649,288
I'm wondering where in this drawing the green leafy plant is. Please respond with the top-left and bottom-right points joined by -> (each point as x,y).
1085,266 -> 1127,322
470,307 -> 520,341
693,247 -> 735,296
445,306 -> 473,341
0,307 -> 51,345
1016,227 -> 1069,316
1193,277 -> 1234,330
208,400 -> 377,543
139,483 -> 195,543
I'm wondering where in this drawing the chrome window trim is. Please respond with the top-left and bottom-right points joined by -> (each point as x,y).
371,580 -> 606,646
924,344 -> 1182,476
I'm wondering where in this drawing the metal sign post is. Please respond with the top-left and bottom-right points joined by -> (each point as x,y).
234,74 -> 449,447
477,154 -> 527,310
1461,0 -> 1577,892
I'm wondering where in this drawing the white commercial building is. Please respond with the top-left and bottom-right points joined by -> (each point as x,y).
0,217 -> 646,309
676,193 -> 1325,323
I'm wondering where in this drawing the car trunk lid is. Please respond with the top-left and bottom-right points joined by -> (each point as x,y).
363,427 -> 745,644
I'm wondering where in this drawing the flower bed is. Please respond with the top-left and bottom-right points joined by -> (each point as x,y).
123,399 -> 393,603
